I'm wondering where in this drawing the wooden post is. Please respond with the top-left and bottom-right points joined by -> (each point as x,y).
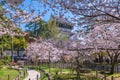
111,76 -> 114,80
26,68 -> 27,73
104,74 -> 106,80
96,70 -> 98,78
24,71 -> 25,77
8,74 -> 10,80
37,74 -> 39,80
39,66 -> 40,71
47,74 -> 50,80
117,64 -> 119,73
18,75 -> 19,80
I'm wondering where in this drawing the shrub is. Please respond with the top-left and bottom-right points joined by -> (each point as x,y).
0,61 -> 3,69
52,75 -> 63,80
3,55 -> 11,64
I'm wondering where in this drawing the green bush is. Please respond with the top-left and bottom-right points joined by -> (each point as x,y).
3,55 -> 11,64
52,75 -> 63,80
41,74 -> 47,80
0,55 -> 10,69
0,61 -> 3,69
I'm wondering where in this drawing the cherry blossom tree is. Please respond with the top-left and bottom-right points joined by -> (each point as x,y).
66,40 -> 92,79
45,0 -> 120,25
65,23 -> 120,74
1,0 -> 120,28
1,1 -> 120,75
0,0 -> 48,25
86,23 -> 120,74
26,39 -> 64,65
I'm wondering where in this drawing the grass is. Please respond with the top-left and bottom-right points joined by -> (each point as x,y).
103,72 -> 120,78
40,73 -> 48,80
26,65 -> 104,80
40,65 -> 74,74
39,65 -> 101,80
0,66 -> 19,80
0,65 -> 28,80
109,73 -> 120,78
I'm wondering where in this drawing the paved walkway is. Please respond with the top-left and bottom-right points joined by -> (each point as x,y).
24,70 -> 40,80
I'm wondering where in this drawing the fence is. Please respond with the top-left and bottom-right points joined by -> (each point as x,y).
94,70 -> 118,80
25,61 -> 120,80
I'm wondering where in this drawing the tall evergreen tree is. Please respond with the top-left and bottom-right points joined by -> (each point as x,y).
25,18 -> 59,40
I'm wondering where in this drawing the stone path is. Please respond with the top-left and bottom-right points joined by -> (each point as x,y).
24,70 -> 40,80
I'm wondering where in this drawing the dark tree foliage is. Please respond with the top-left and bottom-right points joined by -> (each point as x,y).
25,19 -> 45,38
25,18 -> 59,40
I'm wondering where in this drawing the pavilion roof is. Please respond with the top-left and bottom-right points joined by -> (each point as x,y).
51,15 -> 73,28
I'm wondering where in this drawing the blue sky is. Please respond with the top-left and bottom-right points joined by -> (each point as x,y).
18,0 -> 52,31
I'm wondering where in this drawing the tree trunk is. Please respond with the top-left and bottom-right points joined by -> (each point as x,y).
11,49 -> 14,62
110,63 -> 115,74
11,36 -> 14,62
76,68 -> 80,79
17,48 -> 20,60
76,57 -> 80,79
1,47 -> 3,58
17,49 -> 19,57
1,36 -> 3,58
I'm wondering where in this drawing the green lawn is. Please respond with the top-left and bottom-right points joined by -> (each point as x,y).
39,65 -> 102,80
0,66 -> 19,80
